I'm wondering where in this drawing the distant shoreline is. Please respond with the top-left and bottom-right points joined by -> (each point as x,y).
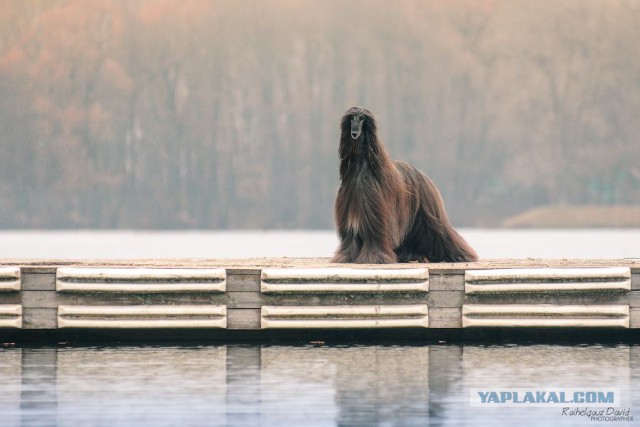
502,205 -> 640,228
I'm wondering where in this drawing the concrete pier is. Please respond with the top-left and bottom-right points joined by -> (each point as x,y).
0,258 -> 639,333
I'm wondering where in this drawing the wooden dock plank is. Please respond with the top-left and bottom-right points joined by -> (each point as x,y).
429,274 -> 464,291
630,308 -> 640,328
227,308 -> 261,330
227,273 -> 260,292
22,308 -> 56,329
428,308 -> 461,328
2,258 -> 639,270
21,272 -> 55,291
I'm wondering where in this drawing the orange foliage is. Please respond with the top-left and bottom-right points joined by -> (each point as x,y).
137,0 -> 214,25
0,0 -> 639,228
102,59 -> 134,93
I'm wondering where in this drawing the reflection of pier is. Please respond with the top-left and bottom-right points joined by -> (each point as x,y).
0,259 -> 638,334
20,349 -> 57,427
1,345 -> 637,425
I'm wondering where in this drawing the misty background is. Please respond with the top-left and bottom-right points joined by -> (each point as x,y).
1,0 -> 639,230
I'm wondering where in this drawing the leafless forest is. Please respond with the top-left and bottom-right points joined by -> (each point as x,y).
1,0 -> 639,229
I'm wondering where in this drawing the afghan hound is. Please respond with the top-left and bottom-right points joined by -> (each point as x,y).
331,106 -> 478,264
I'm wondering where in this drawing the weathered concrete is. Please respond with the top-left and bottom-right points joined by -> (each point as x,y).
0,259 -> 638,333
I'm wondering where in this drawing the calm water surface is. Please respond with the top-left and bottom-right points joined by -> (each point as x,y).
1,230 -> 639,425
0,229 -> 639,259
0,344 -> 638,426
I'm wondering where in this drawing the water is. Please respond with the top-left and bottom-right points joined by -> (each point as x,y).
0,229 -> 639,259
1,344 -> 638,426
1,230 -> 639,425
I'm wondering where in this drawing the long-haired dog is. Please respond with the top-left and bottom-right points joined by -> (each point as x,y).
331,107 -> 478,263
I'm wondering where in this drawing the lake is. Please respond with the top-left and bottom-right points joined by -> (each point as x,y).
0,229 -> 639,426
1,344 -> 638,426
1,229 -> 639,259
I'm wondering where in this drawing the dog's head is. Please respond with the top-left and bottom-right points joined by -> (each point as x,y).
341,107 -> 374,140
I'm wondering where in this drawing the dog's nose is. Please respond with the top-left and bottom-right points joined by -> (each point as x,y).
351,132 -> 359,139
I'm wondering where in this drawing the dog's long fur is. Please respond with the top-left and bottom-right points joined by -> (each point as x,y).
331,107 -> 478,263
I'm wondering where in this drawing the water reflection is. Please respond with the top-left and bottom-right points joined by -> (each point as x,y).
0,349 -> 22,426
226,346 -> 261,426
21,349 -> 57,427
0,344 -> 637,426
